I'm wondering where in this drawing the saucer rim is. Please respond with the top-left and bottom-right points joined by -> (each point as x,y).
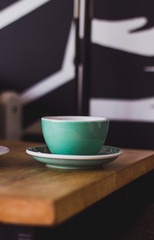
26,145 -> 123,161
0,145 -> 10,156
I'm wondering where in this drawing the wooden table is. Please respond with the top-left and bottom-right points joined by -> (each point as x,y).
0,139 -> 153,227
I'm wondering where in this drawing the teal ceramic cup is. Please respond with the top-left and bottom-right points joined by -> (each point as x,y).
41,116 -> 109,155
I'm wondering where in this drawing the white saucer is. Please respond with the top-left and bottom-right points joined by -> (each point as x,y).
0,145 -> 9,156
26,145 -> 123,169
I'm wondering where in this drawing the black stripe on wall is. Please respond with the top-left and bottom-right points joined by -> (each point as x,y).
105,121 -> 154,150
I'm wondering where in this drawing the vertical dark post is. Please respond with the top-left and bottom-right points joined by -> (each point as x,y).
73,0 -> 80,116
75,0 -> 93,116
81,0 -> 93,116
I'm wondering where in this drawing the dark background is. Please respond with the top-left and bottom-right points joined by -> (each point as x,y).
90,0 -> 154,149
0,0 -> 153,149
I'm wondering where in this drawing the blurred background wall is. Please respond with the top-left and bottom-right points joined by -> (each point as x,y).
89,0 -> 154,149
0,0 -> 76,141
0,0 -> 153,149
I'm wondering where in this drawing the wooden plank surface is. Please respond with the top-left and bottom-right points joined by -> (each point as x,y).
0,139 -> 153,226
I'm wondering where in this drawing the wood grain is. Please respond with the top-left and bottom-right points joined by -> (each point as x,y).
0,139 -> 153,226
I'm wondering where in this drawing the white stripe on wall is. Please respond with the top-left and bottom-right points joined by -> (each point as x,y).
144,66 -> 154,72
90,98 -> 154,122
0,0 -> 50,29
91,18 -> 154,57
20,21 -> 75,105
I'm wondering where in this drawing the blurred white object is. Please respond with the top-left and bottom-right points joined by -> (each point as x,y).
0,91 -> 22,140
92,17 -> 154,56
90,97 -> 154,123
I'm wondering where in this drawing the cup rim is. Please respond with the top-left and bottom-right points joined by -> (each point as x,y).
41,116 -> 109,122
